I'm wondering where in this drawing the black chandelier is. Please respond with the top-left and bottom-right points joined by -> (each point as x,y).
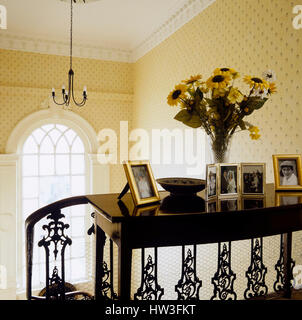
52,0 -> 87,107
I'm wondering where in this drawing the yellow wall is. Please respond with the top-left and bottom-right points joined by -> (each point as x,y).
1,0 -> 302,187
133,0 -> 302,182
0,49 -> 134,192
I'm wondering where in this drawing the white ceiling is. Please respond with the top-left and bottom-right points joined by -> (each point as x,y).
0,0 -> 215,61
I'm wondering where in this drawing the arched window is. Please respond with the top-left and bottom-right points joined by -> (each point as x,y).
20,123 -> 89,291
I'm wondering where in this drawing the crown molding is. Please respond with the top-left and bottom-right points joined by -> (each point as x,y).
0,0 -> 216,63
0,31 -> 132,62
132,0 -> 216,61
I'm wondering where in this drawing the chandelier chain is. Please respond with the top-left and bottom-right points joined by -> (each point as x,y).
70,0 -> 73,70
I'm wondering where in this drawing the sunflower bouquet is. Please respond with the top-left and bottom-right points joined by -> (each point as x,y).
167,68 -> 277,162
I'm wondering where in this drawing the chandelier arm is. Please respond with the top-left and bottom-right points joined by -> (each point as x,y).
71,73 -> 86,107
52,96 -> 69,106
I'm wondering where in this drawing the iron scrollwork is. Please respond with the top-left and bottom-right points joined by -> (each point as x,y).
134,249 -> 164,300
244,238 -> 268,299
38,209 -> 72,298
175,246 -> 202,300
211,242 -> 237,300
274,234 -> 295,292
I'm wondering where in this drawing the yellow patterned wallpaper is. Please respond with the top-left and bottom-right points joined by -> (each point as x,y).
0,49 -> 134,192
133,0 -> 302,182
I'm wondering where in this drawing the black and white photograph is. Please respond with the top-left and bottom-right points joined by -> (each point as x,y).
273,155 -> 302,191
206,164 -> 217,199
241,163 -> 265,195
278,160 -> 298,186
132,165 -> 155,199
219,198 -> 239,212
219,164 -> 239,196
123,160 -> 161,206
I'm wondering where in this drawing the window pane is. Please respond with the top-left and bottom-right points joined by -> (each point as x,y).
71,258 -> 86,280
71,217 -> 85,237
55,155 -> 70,175
56,124 -> 68,132
71,155 -> 85,174
71,238 -> 85,258
22,155 -> 38,176
41,124 -> 54,132
71,137 -> 84,153
23,199 -> 39,218
56,137 -> 70,153
31,128 -> 45,145
65,129 -> 77,145
71,176 -> 85,195
48,128 -> 62,144
39,155 -> 54,175
39,176 -> 70,206
23,177 -> 38,198
40,136 -> 54,154
70,204 -> 87,217
23,136 -> 38,154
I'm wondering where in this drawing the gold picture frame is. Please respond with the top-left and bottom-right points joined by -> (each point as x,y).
206,164 -> 218,200
122,160 -> 161,206
218,163 -> 240,197
241,163 -> 266,195
272,154 -> 302,191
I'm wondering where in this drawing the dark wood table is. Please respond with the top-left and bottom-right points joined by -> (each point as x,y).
86,183 -> 302,300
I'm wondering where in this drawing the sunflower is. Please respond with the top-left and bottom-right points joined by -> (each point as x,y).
206,74 -> 231,90
268,82 -> 277,94
214,67 -> 239,79
167,84 -> 187,106
248,126 -> 260,140
227,87 -> 244,104
243,76 -> 269,90
182,74 -> 202,85
212,88 -> 227,98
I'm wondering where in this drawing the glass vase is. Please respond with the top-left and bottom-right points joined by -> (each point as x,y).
208,134 -> 232,164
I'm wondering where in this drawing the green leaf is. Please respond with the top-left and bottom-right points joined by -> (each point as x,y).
174,109 -> 191,122
174,110 -> 202,128
247,97 -> 268,110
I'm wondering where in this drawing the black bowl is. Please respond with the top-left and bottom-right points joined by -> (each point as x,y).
156,177 -> 206,196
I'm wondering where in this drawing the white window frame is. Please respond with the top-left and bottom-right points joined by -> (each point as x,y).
5,106 -> 109,297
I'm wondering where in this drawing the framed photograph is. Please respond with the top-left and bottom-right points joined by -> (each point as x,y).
218,164 -> 240,197
272,154 -> 302,191
206,164 -> 218,200
242,197 -> 265,210
275,192 -> 302,206
206,199 -> 217,213
122,160 -> 161,206
241,163 -> 266,195
218,198 -> 240,212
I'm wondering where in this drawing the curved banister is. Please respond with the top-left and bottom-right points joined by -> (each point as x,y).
25,195 -> 89,230
25,195 -> 90,300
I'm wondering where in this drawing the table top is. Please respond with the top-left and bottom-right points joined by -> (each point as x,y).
86,183 -> 302,222
87,183 -> 302,247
